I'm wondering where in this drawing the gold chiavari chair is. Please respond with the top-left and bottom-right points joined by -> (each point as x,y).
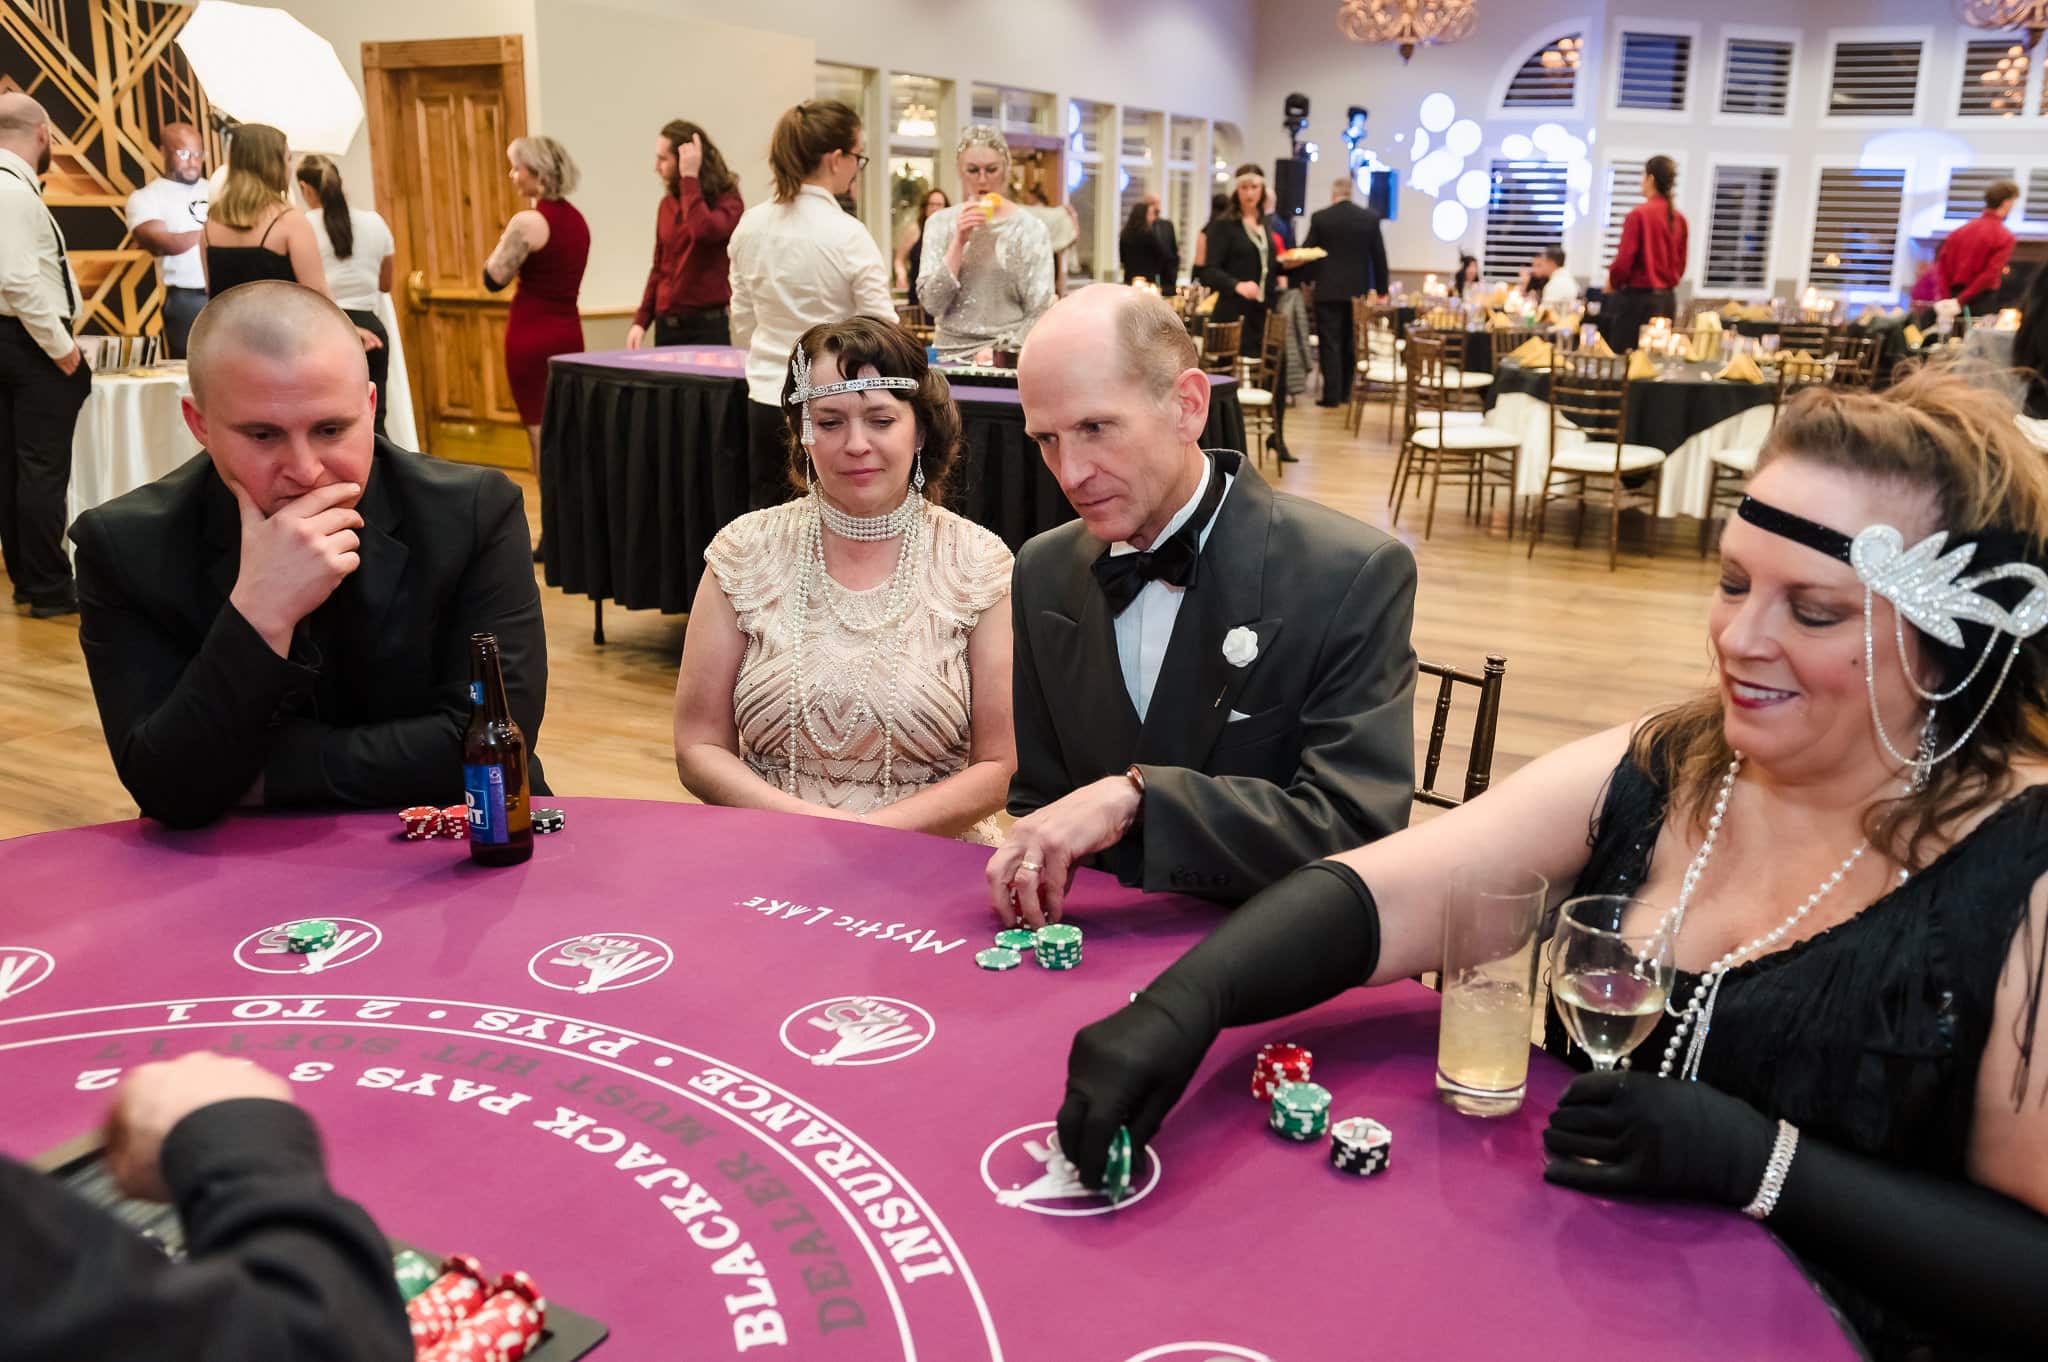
1775,321 -> 1834,354
1198,320 -> 1242,376
1413,653 -> 1509,809
1239,321 -> 1287,470
1526,352 -> 1670,571
1825,334 -> 1881,389
1349,299 -> 1405,438
1393,333 -> 1523,540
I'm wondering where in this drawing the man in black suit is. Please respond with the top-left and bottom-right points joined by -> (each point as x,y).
1147,193 -> 1179,297
990,285 -> 1416,922
1302,176 -> 1389,407
72,281 -> 548,829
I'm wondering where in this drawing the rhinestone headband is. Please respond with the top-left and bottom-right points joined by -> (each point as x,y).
1736,495 -> 2048,772
786,344 -> 917,447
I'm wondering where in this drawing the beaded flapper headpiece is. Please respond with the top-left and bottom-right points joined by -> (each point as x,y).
785,343 -> 917,447
1736,496 -> 2048,773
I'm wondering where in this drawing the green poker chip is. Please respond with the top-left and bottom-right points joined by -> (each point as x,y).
391,1248 -> 439,1301
1102,1125 -> 1134,1202
1034,923 -> 1083,970
284,919 -> 338,954
994,929 -> 1036,951
974,947 -> 1023,971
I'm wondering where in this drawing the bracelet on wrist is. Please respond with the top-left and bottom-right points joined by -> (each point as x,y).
1742,1119 -> 1800,1221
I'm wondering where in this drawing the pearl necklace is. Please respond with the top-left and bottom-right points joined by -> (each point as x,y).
1654,753 -> 1909,1082
783,487 -> 925,803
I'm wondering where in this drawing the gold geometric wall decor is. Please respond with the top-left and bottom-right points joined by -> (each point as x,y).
2,0 -> 220,337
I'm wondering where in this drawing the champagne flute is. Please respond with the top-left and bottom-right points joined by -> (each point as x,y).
1548,895 -> 1675,1072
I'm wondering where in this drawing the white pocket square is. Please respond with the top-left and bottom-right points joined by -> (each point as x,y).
1227,709 -> 1252,722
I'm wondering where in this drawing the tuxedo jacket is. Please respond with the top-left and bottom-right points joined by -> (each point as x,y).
1008,450 -> 1417,901
1302,200 -> 1389,300
72,440 -> 549,828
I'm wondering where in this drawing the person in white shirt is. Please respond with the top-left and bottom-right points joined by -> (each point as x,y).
296,154 -> 396,437
727,99 -> 895,511
0,92 -> 88,617
124,122 -> 208,358
1524,244 -> 1581,311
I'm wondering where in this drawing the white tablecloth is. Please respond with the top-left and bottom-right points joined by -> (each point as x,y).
1489,390 -> 1775,520
375,291 -> 419,449
68,369 -> 204,539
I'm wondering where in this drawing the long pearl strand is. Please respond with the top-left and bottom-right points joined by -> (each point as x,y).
1654,754 -> 1875,1082
783,486 -> 925,803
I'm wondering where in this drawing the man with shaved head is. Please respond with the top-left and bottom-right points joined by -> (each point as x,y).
70,280 -> 550,828
988,284 -> 1416,921
0,91 -> 89,618
126,121 -> 209,356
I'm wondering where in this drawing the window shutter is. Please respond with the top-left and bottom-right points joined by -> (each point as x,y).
1826,39 -> 1922,118
1602,160 -> 1647,269
1504,34 -> 1582,108
1483,160 -> 1570,278
2028,168 -> 2048,223
1704,165 -> 1779,290
1719,38 -> 1794,117
1808,166 -> 1906,292
1616,31 -> 1692,113
1958,39 -> 2030,118
1945,166 -> 2017,220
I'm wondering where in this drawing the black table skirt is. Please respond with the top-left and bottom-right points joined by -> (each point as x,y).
539,360 -> 1246,615
1489,361 -> 1774,454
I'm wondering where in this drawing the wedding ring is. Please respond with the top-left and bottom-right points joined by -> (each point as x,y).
1016,860 -> 1042,874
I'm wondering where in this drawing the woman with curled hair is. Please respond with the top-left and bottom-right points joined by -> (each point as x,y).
1602,153 -> 1687,351
626,119 -> 744,350
1058,365 -> 2048,1361
485,134 -> 589,481
729,100 -> 896,510
673,317 -> 1016,842
915,125 -> 1055,363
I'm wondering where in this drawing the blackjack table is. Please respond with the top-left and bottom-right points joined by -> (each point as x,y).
0,800 -> 1858,1362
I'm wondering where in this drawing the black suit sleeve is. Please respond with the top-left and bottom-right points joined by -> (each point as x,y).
1136,539 -> 1417,897
1005,562 -> 1063,820
1196,227 -> 1244,295
74,513 -> 323,829
264,475 -> 548,807
1367,219 -> 1389,297
0,1100 -> 411,1362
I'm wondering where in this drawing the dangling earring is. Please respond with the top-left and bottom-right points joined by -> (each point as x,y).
1911,707 -> 1939,791
912,443 -> 926,496
805,449 -> 817,491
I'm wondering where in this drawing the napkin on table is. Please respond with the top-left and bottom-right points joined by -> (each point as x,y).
1585,333 -> 1616,357
1503,337 -> 1553,368
1716,354 -> 1766,383
1626,348 -> 1660,382
1904,323 -> 1925,348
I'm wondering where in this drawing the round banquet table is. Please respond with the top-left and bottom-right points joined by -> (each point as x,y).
67,367 -> 203,551
1488,358 -> 1779,521
537,346 -> 1244,627
0,801 -> 1859,1362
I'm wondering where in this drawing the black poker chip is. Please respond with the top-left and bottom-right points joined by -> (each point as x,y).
532,807 -> 566,835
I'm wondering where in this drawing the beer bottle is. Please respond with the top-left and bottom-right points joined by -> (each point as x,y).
463,632 -> 533,866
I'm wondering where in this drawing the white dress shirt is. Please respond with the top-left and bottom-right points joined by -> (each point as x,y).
0,146 -> 81,361
1110,458 -> 1233,720
308,208 -> 395,312
727,184 -> 897,405
124,176 -> 208,289
1540,267 -> 1582,310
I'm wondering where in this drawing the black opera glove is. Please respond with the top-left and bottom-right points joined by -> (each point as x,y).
1058,993 -> 1218,1189
1542,1069 -> 1778,1208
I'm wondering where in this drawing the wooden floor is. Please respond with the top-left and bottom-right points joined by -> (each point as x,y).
0,399 -> 1722,840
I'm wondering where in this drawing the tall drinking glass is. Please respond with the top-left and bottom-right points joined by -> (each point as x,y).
1548,896 -> 1676,1071
1436,866 -> 1549,1116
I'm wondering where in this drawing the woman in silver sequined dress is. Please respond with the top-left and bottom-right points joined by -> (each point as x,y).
915,126 -> 1055,363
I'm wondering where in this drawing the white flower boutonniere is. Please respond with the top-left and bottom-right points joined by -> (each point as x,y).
1221,626 -> 1259,668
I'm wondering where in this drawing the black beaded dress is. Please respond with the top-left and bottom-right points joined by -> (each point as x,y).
1549,754 -> 2048,1362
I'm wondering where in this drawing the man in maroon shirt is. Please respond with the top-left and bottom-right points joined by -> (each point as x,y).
1601,154 -> 1688,353
1935,179 -> 2019,314
626,119 -> 745,349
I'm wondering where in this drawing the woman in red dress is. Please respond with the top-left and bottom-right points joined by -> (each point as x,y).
485,134 -> 590,481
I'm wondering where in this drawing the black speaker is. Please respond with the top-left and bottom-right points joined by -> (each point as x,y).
1368,167 -> 1398,221
1272,158 -> 1307,220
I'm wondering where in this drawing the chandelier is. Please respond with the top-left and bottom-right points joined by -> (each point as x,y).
1956,0 -> 2048,52
1337,0 -> 1477,63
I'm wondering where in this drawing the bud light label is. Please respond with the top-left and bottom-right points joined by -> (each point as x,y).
464,763 -> 508,844
470,681 -> 484,705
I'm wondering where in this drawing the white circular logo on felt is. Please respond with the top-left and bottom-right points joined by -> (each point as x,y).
233,920 -> 381,975
979,1120 -> 1161,1217
0,947 -> 54,1004
1120,1347 -> 1273,1362
780,995 -> 936,1067
528,933 -> 674,994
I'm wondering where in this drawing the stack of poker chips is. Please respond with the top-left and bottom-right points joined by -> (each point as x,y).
400,806 -> 444,840
1268,1080 -> 1333,1142
1329,1116 -> 1392,1177
422,1268 -> 547,1362
533,807 -> 566,835
284,920 -> 338,955
1034,924 -> 1083,971
1250,1042 -> 1313,1100
392,1248 -> 440,1301
407,1254 -> 490,1351
438,805 -> 468,841
1101,1125 -> 1135,1204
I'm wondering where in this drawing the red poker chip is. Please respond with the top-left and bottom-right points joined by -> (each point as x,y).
399,805 -> 442,840
439,805 -> 469,840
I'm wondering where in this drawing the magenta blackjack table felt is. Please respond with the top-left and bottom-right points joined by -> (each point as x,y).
0,799 -> 1858,1362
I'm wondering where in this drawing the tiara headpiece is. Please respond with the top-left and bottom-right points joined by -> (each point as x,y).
785,344 -> 917,447
1736,496 -> 2048,774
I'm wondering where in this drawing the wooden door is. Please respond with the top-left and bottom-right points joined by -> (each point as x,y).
363,36 -> 530,467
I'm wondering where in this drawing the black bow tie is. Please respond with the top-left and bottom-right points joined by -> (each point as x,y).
1092,457 -> 1226,615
